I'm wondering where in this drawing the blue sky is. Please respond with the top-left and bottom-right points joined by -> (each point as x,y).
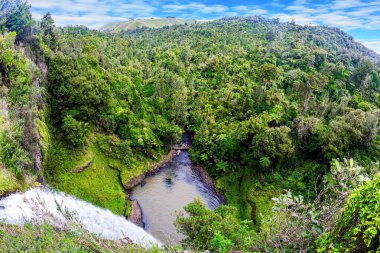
29,0 -> 380,53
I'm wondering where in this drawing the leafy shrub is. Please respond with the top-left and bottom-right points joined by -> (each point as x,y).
315,176 -> 380,252
210,231 -> 233,253
0,128 -> 32,174
174,199 -> 253,251
0,166 -> 20,195
252,159 -> 378,252
62,115 -> 89,147
259,156 -> 271,169
252,126 -> 295,160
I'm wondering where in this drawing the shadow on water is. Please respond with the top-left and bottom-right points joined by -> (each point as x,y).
130,134 -> 223,245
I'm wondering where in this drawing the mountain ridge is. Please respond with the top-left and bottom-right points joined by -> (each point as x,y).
104,16 -> 380,63
99,17 -> 201,32
1,3 -> 380,251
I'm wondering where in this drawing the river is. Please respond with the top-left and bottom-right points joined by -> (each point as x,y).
0,135 -> 222,247
130,134 -> 223,245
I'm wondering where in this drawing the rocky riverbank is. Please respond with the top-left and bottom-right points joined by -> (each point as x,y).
129,199 -> 144,227
123,149 -> 180,190
192,165 -> 226,204
123,136 -> 226,228
122,149 -> 180,225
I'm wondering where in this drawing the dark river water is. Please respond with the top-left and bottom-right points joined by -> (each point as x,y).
130,136 -> 223,245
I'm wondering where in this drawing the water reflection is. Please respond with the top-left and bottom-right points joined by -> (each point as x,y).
130,150 -> 222,245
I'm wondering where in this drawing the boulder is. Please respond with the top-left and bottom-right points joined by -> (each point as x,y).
129,199 -> 143,227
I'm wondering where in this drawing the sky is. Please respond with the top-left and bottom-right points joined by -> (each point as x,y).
29,0 -> 380,53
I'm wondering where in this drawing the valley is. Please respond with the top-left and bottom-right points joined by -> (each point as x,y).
0,1 -> 379,252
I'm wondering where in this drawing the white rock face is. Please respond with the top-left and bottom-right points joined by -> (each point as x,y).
0,187 -> 161,248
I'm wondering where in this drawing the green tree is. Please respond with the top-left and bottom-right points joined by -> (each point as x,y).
259,156 -> 271,169
62,115 -> 89,147
175,199 -> 253,251
297,72 -> 327,115
352,59 -> 374,93
252,126 -> 295,160
41,12 -> 57,50
47,53 -> 111,123
322,109 -> 380,158
256,63 -> 280,91
210,231 -> 233,253
0,32 -> 19,87
316,176 -> 380,252
3,0 -> 32,43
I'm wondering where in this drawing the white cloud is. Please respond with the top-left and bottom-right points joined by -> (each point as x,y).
347,7 -> 380,17
162,3 -> 228,14
29,0 -> 155,28
27,0 -> 380,53
331,0 -> 367,9
28,0 -> 380,30
358,39 -> 380,53
273,0 -> 380,52
279,0 -> 380,30
233,6 -> 268,15
315,12 -> 363,28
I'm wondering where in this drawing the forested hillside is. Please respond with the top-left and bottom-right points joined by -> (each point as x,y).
0,1 -> 379,252
100,18 -> 199,33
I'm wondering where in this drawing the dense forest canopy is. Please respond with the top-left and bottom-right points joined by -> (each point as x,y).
0,1 -> 379,252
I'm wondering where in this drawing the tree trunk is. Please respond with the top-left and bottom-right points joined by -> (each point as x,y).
302,90 -> 311,115
0,62 -> 9,87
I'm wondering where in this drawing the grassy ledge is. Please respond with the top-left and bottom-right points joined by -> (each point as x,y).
44,133 -> 168,215
0,166 -> 20,197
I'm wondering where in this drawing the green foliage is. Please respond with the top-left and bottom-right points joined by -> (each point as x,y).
0,222 -> 159,253
2,11 -> 380,251
47,53 -> 111,124
252,126 -> 294,160
210,231 -> 233,253
0,32 -> 26,87
316,176 -> 380,252
259,156 -> 271,169
45,17 -> 380,183
124,199 -> 132,218
2,0 -> 32,43
0,33 -> 35,176
0,166 -> 20,196
62,115 -> 89,147
0,129 -> 32,174
40,12 -> 58,50
174,199 -> 253,251
323,109 -> 380,159
251,159 -> 378,252
255,63 -> 281,90
44,135 -> 126,215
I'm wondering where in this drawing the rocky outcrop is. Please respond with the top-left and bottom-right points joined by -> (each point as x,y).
37,62 -> 48,78
123,149 -> 180,190
146,150 -> 180,175
129,199 -> 143,227
193,165 -> 215,188
33,149 -> 44,184
193,165 -> 226,204
123,173 -> 146,190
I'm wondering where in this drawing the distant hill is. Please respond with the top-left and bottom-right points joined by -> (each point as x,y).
99,18 -> 200,32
